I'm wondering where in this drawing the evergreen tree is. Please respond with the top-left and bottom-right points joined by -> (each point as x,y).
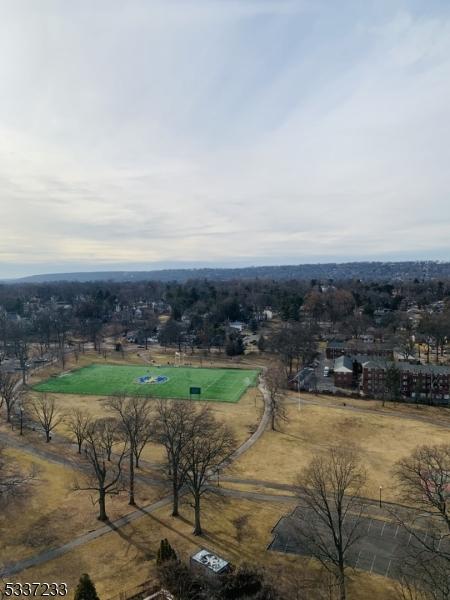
74,574 -> 100,600
257,334 -> 266,353
225,332 -> 245,356
156,538 -> 177,566
384,363 -> 401,402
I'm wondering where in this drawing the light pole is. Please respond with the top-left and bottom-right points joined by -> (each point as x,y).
19,404 -> 24,436
379,485 -> 382,508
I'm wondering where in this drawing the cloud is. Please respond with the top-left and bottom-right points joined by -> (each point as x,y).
0,0 -> 449,277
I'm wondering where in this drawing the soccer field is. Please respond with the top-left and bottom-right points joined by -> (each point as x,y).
33,364 -> 260,403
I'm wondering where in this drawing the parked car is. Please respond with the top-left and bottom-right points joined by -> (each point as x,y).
323,366 -> 330,377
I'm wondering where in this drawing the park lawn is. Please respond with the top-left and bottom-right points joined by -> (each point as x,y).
231,400 -> 450,503
0,447 -> 166,567
11,493 -> 398,600
23,381 -> 263,471
33,364 -> 259,403
298,391 -> 450,426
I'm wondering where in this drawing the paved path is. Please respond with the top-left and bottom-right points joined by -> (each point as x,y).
0,496 -> 174,577
0,376 -> 270,577
0,430 -> 167,488
207,480 -> 415,513
220,476 -> 295,492
219,379 -> 270,469
208,485 -> 295,504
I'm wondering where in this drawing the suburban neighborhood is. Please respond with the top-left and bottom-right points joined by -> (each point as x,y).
1,1 -> 450,599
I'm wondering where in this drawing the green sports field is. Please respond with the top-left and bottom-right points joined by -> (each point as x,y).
33,364 -> 260,403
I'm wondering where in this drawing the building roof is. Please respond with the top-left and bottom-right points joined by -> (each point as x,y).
292,367 -> 315,382
363,359 -> 390,370
363,361 -> 450,375
397,362 -> 450,375
333,355 -> 354,373
191,549 -> 229,573
327,339 -> 393,351
327,339 -> 345,349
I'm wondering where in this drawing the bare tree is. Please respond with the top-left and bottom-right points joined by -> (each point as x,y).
395,331 -> 416,362
107,395 -> 152,506
74,420 -> 127,521
182,409 -> 236,535
133,409 -> 153,469
396,555 -> 450,600
51,308 -> 72,370
10,323 -> 31,385
65,408 -> 92,454
278,566 -> 340,600
96,417 -> 121,461
270,321 -> 317,378
395,444 -> 450,536
32,394 -> 62,442
393,444 -> 450,599
0,371 -> 21,423
295,446 -> 367,600
155,399 -> 207,517
264,362 -> 287,431
0,444 -> 35,504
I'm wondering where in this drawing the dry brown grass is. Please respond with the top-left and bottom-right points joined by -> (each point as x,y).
0,446 -> 166,566
8,350 -> 447,598
298,390 -> 450,425
230,399 -> 450,502
12,492 -> 397,600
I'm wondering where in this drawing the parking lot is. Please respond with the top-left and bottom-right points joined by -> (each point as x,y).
314,354 -> 337,392
268,507 -> 449,579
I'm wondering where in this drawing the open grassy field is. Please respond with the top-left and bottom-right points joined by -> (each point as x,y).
230,397 -> 450,502
10,349 -> 446,599
0,445 -> 166,567
11,492 -> 398,600
33,363 -> 260,402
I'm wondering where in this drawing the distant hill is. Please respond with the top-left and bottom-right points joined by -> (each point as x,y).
8,261 -> 450,283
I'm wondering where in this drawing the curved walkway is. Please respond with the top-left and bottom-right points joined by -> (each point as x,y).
0,377 -> 270,577
207,479 -> 416,513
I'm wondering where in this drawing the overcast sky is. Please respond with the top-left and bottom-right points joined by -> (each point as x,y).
1,0 -> 450,278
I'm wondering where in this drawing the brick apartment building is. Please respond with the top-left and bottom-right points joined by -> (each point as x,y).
326,339 -> 394,360
333,355 -> 357,388
362,361 -> 450,405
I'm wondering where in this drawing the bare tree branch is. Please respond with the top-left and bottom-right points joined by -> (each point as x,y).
295,446 -> 367,600
32,394 -> 62,442
73,419 -> 127,521
65,408 -> 92,454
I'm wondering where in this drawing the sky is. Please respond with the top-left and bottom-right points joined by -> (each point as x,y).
1,0 -> 450,278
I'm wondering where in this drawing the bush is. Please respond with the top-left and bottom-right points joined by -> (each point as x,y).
158,560 -> 203,600
158,560 -> 279,600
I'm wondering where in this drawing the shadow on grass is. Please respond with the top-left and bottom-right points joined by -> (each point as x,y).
136,506 -> 198,547
107,519 -> 155,560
